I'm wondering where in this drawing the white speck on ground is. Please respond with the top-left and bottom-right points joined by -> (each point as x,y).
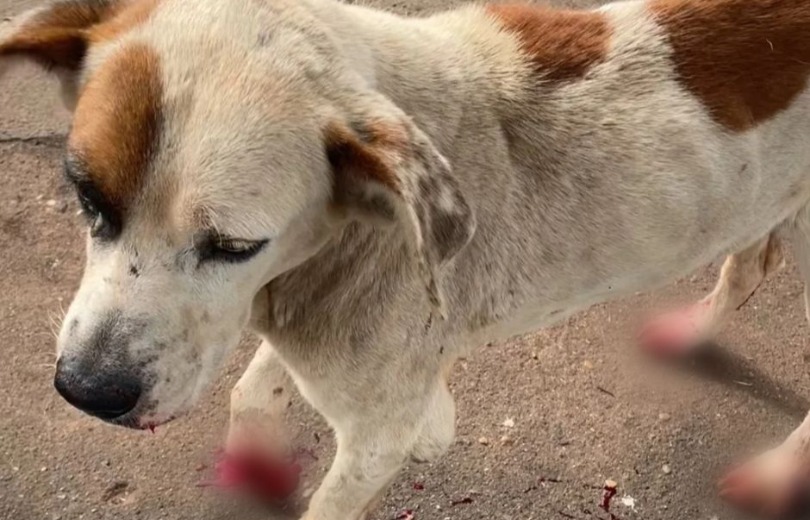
621,495 -> 637,511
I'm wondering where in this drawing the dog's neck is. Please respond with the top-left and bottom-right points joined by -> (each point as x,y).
303,0 -> 519,149
261,1 -> 536,346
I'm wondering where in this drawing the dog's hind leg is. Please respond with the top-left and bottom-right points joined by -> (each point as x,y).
719,412 -> 810,516
639,233 -> 784,357
719,206 -> 810,516
227,340 -> 293,456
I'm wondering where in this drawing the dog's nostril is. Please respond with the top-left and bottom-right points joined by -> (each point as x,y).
54,358 -> 142,420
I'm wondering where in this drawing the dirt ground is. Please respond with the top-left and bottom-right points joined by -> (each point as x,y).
2,1 -> 810,520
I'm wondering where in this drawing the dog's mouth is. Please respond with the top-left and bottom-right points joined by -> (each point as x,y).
108,414 -> 178,431
100,401 -> 180,431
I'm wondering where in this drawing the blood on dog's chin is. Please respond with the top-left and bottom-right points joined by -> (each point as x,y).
99,407 -> 179,431
136,414 -> 179,432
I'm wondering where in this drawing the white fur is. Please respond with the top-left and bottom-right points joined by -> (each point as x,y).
5,0 -> 810,517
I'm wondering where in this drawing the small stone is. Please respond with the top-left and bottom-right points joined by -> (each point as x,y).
40,466 -> 48,472
658,413 -> 671,421
583,360 -> 594,370
662,464 -> 672,475
478,437 -> 490,446
605,479 -> 618,489
502,418 -> 515,428
531,351 -> 539,360
36,194 -> 44,201
500,435 -> 514,446
45,199 -> 57,207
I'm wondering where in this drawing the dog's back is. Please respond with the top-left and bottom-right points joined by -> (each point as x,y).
384,0 -> 810,342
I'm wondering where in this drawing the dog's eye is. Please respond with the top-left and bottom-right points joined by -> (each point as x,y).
78,191 -> 98,217
76,191 -> 104,235
198,236 -> 268,264
76,190 -> 117,240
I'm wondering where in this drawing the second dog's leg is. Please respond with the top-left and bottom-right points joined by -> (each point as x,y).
639,233 -> 783,357
228,340 -> 293,454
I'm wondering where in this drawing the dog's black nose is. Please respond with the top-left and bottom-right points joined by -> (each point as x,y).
54,357 -> 141,420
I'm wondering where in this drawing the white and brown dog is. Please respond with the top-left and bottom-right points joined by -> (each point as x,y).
3,0 -> 810,517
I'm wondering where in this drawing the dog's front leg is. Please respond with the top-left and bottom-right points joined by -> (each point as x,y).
300,425 -> 416,520
228,340 -> 293,455
298,379 -> 450,520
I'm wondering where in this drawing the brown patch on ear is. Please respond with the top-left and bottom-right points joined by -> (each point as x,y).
88,0 -> 162,43
0,1 -> 111,70
324,122 -> 403,194
69,43 -> 162,208
0,0 -> 161,71
651,0 -> 810,131
0,27 -> 87,71
486,4 -> 611,82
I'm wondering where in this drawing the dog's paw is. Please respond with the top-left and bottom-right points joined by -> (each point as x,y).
638,300 -> 711,358
719,447 -> 810,518
199,448 -> 302,503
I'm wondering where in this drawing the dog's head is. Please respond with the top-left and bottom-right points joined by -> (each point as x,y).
1,0 -> 473,428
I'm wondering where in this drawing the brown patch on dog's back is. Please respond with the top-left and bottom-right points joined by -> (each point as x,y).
651,0 -> 810,131
69,43 -> 162,208
486,4 -> 611,82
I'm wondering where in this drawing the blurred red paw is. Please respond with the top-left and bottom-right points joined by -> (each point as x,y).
199,448 -> 302,503
638,300 -> 710,358
719,448 -> 810,519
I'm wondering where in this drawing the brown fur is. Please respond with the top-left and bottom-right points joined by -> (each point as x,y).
88,0 -> 162,43
0,0 -> 112,70
486,4 -> 610,82
68,44 -> 162,208
0,0 -> 160,71
651,0 -> 810,132
324,122 -> 403,194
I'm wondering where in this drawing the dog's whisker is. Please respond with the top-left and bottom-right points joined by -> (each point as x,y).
47,306 -> 67,340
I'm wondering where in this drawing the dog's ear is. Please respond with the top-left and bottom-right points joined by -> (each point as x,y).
0,0 -> 120,108
325,116 -> 476,318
